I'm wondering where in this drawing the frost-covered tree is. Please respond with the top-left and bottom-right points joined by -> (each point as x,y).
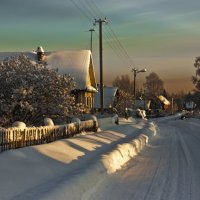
113,90 -> 134,116
0,54 -> 84,127
112,74 -> 134,116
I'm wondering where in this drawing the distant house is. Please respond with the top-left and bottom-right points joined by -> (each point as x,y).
158,95 -> 171,110
0,47 -> 97,110
135,100 -> 149,110
94,86 -> 118,110
185,101 -> 196,110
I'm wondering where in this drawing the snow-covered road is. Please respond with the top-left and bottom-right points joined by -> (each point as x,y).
1,116 -> 200,200
84,118 -> 200,200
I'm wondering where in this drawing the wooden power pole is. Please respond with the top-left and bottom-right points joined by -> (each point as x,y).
94,18 -> 107,114
89,28 -> 95,52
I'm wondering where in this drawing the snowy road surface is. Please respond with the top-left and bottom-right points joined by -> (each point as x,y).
85,118 -> 200,200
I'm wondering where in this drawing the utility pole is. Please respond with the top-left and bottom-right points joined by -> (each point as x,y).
94,18 -> 107,114
133,69 -> 137,102
89,28 -> 95,52
171,97 -> 174,115
131,68 -> 147,109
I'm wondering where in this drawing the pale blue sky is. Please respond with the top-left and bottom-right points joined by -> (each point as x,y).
0,0 -> 200,92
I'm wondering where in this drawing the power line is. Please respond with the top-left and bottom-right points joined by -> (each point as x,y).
103,29 -> 130,66
77,0 -> 96,19
107,24 -> 135,67
85,0 -> 105,18
69,0 -> 135,68
84,0 -> 135,67
69,0 -> 92,20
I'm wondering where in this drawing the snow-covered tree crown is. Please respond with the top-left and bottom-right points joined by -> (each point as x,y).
0,54 -> 84,127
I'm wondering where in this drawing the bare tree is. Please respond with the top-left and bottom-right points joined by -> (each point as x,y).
193,57 -> 200,91
112,74 -> 134,94
144,72 -> 164,98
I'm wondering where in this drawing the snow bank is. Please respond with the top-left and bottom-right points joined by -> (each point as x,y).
0,118 -> 156,200
97,115 -> 118,130
100,121 -> 157,174
152,112 -> 183,122
37,122 -> 155,200
101,134 -> 149,174
147,122 -> 158,136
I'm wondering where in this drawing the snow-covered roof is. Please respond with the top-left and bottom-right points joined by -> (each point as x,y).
0,50 -> 97,92
44,50 -> 97,91
94,87 -> 118,109
158,95 -> 170,105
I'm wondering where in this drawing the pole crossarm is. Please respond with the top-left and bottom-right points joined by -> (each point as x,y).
94,18 -> 107,25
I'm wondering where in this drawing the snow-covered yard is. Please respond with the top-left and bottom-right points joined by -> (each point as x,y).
1,114 -> 200,200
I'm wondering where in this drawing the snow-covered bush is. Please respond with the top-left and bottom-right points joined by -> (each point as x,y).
44,118 -> 54,126
0,54 -> 85,127
12,121 -> 26,129
71,117 -> 81,126
112,114 -> 119,124
113,90 -> 134,117
136,109 -> 146,119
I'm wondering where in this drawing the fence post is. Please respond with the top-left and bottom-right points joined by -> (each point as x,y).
0,130 -> 3,152
93,120 -> 98,132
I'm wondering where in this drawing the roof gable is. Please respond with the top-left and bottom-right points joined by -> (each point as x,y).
44,50 -> 96,91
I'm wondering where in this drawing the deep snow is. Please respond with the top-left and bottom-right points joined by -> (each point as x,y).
1,114 -> 199,200
0,118 -> 151,200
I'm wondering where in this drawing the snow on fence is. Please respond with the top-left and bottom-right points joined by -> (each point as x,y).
0,120 -> 97,152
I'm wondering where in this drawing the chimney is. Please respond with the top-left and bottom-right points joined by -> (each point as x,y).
36,46 -> 44,61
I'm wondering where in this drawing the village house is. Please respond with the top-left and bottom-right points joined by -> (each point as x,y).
94,86 -> 118,111
0,47 -> 98,110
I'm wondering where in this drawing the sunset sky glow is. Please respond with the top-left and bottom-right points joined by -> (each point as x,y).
0,0 -> 200,93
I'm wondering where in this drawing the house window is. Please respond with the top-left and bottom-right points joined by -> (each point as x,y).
88,97 -> 91,108
85,97 -> 92,108
86,97 -> 89,107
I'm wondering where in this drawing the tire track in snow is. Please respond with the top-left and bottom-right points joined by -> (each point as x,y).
157,127 -> 175,200
173,120 -> 200,200
141,123 -> 176,200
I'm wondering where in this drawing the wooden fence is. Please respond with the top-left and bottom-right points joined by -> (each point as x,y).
0,120 -> 97,152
